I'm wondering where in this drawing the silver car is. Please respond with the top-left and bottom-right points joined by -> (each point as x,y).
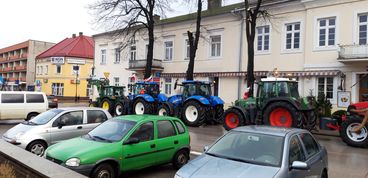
175,126 -> 328,178
2,107 -> 112,156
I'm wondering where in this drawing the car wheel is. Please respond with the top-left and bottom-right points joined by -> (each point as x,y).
92,163 -> 115,178
26,113 -> 39,121
27,141 -> 47,156
172,149 -> 189,170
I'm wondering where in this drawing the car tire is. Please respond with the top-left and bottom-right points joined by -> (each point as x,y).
182,101 -> 206,127
26,113 -> 39,121
222,108 -> 245,131
172,149 -> 189,170
340,117 -> 368,148
26,140 -> 47,156
263,102 -> 302,128
133,98 -> 153,115
114,102 -> 127,116
91,163 -> 116,178
100,98 -> 114,114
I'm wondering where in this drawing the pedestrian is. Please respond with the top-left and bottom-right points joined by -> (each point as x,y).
349,107 -> 368,133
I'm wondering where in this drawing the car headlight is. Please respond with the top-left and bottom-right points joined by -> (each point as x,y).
65,158 -> 80,167
174,174 -> 183,178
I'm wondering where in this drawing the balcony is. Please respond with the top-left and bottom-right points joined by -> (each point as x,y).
7,78 -> 16,82
19,77 -> 26,82
128,59 -> 164,71
20,53 -> 27,59
3,67 -> 13,72
14,65 -> 27,71
9,55 -> 19,60
0,58 -> 6,62
338,44 -> 368,62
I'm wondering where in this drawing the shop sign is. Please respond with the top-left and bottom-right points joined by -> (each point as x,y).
67,59 -> 85,64
337,91 -> 351,108
51,57 -> 65,64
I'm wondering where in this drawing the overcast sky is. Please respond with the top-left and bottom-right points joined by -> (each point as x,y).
0,0 -> 242,48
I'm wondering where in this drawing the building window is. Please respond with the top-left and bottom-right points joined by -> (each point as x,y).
101,49 -> 106,64
210,35 -> 221,57
40,66 -> 43,75
56,65 -> 61,74
256,25 -> 270,51
114,77 -> 120,86
164,78 -> 172,95
130,44 -> 136,61
36,66 -> 39,75
185,39 -> 190,60
318,17 -> 336,47
358,13 -> 368,45
45,65 -> 48,75
285,23 -> 301,50
115,48 -> 121,63
52,83 -> 64,96
317,77 -> 334,99
164,41 -> 173,61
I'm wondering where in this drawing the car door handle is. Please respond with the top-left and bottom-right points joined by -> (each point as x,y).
174,140 -> 179,144
150,144 -> 156,148
77,126 -> 83,129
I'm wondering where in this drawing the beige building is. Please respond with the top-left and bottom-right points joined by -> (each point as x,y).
93,0 -> 368,109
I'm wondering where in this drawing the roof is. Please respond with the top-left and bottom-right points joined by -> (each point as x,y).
0,41 -> 29,54
36,35 -> 94,59
182,80 -> 211,85
232,125 -> 305,137
261,77 -> 297,82
114,115 -> 179,122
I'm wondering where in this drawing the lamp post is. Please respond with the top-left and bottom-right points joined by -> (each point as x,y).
74,65 -> 79,102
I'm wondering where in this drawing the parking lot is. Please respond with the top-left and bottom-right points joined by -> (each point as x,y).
1,122 -> 368,178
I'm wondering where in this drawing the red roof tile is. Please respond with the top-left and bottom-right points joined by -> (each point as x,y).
36,35 -> 94,59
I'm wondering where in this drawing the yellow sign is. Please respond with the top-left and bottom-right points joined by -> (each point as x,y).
104,72 -> 110,79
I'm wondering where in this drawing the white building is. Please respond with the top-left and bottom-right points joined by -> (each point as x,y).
93,0 -> 368,109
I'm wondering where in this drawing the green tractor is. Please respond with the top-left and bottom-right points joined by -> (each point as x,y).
222,77 -> 316,131
88,78 -> 129,116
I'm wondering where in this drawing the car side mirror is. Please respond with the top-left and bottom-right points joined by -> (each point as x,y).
203,145 -> 209,152
291,161 -> 309,170
123,137 -> 140,145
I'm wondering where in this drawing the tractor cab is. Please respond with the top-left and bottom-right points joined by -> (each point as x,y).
182,81 -> 212,99
101,86 -> 125,98
257,78 -> 300,104
130,82 -> 160,98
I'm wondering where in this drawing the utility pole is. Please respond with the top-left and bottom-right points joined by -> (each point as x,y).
74,65 -> 79,102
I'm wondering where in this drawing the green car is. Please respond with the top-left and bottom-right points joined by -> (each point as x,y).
44,115 -> 190,178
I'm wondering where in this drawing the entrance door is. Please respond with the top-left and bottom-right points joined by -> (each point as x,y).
359,74 -> 368,101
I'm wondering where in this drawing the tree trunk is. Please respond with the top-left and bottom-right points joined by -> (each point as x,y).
144,19 -> 154,79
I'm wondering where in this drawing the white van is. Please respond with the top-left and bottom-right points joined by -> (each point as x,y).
0,91 -> 48,120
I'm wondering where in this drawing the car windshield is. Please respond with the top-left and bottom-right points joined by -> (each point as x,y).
86,119 -> 136,142
206,131 -> 284,167
25,109 -> 63,125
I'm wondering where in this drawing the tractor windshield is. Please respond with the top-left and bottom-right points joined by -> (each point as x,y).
183,83 -> 211,98
289,82 -> 300,98
134,84 -> 159,96
113,87 -> 125,97
103,87 -> 114,96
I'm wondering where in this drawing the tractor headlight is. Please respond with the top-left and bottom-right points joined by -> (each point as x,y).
65,158 -> 80,167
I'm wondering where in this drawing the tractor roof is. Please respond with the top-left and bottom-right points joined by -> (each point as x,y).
136,81 -> 159,85
182,80 -> 211,85
261,77 -> 297,82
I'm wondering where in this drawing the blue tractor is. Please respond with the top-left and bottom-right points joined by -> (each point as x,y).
128,82 -> 168,115
161,80 -> 225,127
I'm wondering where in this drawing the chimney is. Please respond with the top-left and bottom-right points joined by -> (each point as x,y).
72,34 -> 76,38
207,0 -> 222,10
79,32 -> 83,36
153,14 -> 160,23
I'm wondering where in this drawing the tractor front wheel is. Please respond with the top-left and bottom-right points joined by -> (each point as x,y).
100,99 -> 113,114
114,102 -> 128,116
158,104 -> 174,116
133,98 -> 153,115
182,101 -> 206,127
340,117 -> 368,148
222,108 -> 245,131
263,102 -> 302,128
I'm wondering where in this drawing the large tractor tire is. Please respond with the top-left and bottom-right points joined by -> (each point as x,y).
89,101 -> 97,107
263,102 -> 302,128
157,103 -> 174,116
114,101 -> 128,116
133,98 -> 153,115
215,105 -> 224,123
182,101 -> 206,127
100,98 -> 114,114
302,110 -> 317,131
340,117 -> 368,148
222,108 -> 245,131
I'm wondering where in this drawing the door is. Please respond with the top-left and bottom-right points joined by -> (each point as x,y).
84,110 -> 109,132
299,133 -> 324,177
359,74 -> 368,101
122,121 -> 156,171
49,110 -> 84,144
154,120 -> 178,164
288,135 -> 308,178
0,93 -> 25,119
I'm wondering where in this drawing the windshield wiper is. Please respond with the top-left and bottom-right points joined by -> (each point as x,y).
206,152 -> 254,164
93,136 -> 112,143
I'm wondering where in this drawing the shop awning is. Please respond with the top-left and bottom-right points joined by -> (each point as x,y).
160,70 -> 341,78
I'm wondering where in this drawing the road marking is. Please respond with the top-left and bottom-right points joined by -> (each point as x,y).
190,151 -> 202,156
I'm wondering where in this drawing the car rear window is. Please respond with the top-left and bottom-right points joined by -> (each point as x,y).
26,94 -> 45,103
174,121 -> 185,134
1,94 -> 24,103
157,120 -> 176,138
87,110 -> 108,123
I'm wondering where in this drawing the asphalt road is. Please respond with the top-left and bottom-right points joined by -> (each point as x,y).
1,123 -> 368,178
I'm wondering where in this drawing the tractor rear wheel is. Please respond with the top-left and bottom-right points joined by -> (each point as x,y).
100,99 -> 113,114
263,102 -> 302,128
302,110 -> 317,131
340,117 -> 368,148
215,105 -> 224,123
133,98 -> 153,115
158,103 -> 174,116
182,101 -> 206,127
114,102 -> 128,116
222,108 -> 245,131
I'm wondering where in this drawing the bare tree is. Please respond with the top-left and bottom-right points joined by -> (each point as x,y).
90,0 -> 171,79
186,0 -> 203,80
244,0 -> 269,97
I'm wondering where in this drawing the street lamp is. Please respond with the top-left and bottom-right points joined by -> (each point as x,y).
74,65 -> 79,102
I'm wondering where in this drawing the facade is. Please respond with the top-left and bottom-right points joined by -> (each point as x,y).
36,33 -> 94,99
93,0 -> 368,109
0,40 -> 54,91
